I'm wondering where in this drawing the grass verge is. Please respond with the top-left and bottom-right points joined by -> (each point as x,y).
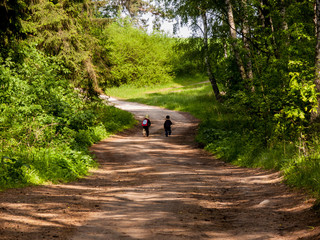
0,102 -> 136,190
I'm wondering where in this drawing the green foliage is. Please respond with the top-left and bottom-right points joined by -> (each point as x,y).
21,0 -> 101,96
101,19 -> 174,87
171,38 -> 205,75
0,44 -> 135,189
0,0 -> 28,50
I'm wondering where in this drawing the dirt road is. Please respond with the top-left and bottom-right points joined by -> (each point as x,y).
1,98 -> 320,239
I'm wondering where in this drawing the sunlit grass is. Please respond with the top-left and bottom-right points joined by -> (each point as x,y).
129,85 -> 216,118
105,74 -> 209,99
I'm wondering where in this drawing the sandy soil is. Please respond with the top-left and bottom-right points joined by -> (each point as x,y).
1,97 -> 320,240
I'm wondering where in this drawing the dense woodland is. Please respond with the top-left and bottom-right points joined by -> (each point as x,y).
2,0 -> 320,197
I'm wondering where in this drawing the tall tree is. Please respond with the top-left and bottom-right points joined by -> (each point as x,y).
201,9 -> 221,100
240,0 -> 253,81
21,0 -> 103,97
162,0 -> 221,100
225,0 -> 247,81
313,0 -> 320,122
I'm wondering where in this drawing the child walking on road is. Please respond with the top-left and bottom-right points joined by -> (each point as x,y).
142,115 -> 151,137
164,115 -> 172,137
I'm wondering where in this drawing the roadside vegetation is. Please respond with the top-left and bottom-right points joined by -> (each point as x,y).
0,44 -> 135,189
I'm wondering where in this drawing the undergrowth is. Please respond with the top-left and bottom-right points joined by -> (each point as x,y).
0,44 -> 135,190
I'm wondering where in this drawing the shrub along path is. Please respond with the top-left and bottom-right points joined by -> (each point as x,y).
1,97 -> 320,239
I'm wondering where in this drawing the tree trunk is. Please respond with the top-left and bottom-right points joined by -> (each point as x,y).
225,0 -> 247,81
241,0 -> 253,81
315,1 -> 318,37
201,10 -> 221,101
280,0 -> 288,31
279,0 -> 290,49
312,0 -> 320,122
258,0 -> 272,28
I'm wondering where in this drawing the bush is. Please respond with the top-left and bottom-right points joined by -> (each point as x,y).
101,19 -> 174,87
0,44 -> 135,190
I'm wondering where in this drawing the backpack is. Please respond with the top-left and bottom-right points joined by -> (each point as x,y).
142,119 -> 149,126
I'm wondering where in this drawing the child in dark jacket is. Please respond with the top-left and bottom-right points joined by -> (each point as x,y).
164,115 -> 172,137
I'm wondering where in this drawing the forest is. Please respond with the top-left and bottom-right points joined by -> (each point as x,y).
1,0 -> 320,200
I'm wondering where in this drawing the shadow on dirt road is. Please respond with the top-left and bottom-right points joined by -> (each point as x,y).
1,98 -> 320,240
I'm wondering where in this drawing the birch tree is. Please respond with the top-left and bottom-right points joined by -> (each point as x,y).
201,9 -> 221,100
225,0 -> 247,81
